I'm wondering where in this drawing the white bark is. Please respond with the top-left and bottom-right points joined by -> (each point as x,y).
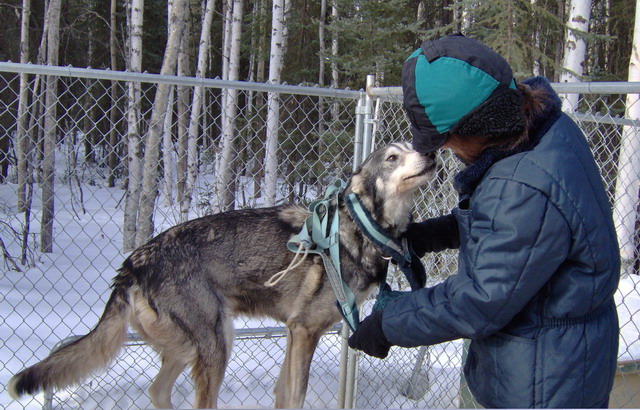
560,0 -> 592,112
318,0 -> 327,135
264,0 -> 289,205
216,0 -> 244,212
613,0 -> 640,272
123,0 -> 144,251
40,0 -> 62,253
135,0 -> 188,246
330,0 -> 339,120
107,0 -> 118,187
176,24 -> 191,207
319,0 -> 326,87
17,0 -> 31,212
162,85 -> 175,207
180,0 -> 216,222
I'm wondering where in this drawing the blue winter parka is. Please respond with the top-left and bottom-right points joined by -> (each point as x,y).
382,77 -> 620,408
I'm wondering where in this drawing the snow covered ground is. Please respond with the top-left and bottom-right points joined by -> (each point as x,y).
1,155 -> 639,409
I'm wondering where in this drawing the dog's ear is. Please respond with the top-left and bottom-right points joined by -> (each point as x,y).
348,173 -> 365,195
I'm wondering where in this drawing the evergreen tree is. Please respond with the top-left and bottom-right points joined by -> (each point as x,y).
426,0 -> 565,78
327,0 -> 423,87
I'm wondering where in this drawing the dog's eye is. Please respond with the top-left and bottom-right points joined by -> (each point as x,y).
386,154 -> 397,162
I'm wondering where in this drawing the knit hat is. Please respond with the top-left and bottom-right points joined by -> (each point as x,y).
402,34 -> 526,153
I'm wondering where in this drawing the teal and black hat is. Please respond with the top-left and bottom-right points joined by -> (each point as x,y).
402,34 -> 526,153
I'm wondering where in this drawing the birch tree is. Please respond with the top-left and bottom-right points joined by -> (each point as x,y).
123,0 -> 144,252
162,85 -> 176,207
135,0 -> 189,246
180,0 -> 216,221
40,0 -> 62,253
560,0 -> 592,112
264,0 -> 290,206
613,0 -> 640,274
176,31 -> 191,207
16,0 -> 31,212
330,0 -> 339,120
216,0 -> 244,212
107,0 -> 119,187
17,0 -> 36,265
163,0 -> 190,208
318,0 -> 327,135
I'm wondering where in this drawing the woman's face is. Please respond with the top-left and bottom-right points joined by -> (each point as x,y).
441,134 -> 489,164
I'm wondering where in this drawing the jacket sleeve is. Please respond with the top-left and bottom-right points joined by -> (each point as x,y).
382,178 -> 571,347
405,213 -> 460,256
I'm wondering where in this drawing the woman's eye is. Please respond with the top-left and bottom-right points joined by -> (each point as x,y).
387,155 -> 397,162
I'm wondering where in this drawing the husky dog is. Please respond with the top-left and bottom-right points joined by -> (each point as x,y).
8,142 -> 436,409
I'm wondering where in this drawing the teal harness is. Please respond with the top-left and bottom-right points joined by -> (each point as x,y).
284,180 -> 426,332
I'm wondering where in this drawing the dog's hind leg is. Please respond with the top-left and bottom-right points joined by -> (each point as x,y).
275,322 -> 322,409
149,355 -> 186,409
191,335 -> 232,409
191,311 -> 234,409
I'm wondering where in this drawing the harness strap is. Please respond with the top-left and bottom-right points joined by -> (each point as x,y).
281,180 -> 360,332
344,193 -> 427,291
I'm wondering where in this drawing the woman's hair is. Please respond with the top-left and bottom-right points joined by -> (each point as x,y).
445,83 -> 552,163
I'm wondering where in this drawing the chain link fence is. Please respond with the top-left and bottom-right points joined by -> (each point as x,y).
1,63 -> 639,409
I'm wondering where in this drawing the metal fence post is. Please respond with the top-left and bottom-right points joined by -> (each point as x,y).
361,75 -> 376,159
353,93 -> 366,172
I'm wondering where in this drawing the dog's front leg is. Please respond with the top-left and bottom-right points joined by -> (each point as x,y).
274,322 -> 321,408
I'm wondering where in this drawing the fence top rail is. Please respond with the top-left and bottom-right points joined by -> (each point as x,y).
369,82 -> 640,102
0,61 -> 364,100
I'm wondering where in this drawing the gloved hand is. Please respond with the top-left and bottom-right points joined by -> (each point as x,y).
347,310 -> 392,359
406,213 -> 460,257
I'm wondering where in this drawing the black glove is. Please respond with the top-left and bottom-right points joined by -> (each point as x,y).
348,310 -> 392,359
406,213 -> 460,257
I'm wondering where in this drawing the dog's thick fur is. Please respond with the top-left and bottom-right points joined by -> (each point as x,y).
8,142 -> 436,408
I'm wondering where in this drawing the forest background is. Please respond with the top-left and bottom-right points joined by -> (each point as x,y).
0,0 -> 638,254
0,0 -> 635,91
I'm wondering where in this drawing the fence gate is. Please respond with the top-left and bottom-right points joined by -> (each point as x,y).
0,64 -> 639,409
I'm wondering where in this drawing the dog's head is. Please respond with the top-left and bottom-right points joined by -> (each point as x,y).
345,141 -> 437,235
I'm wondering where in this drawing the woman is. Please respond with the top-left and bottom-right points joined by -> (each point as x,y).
348,35 -> 620,408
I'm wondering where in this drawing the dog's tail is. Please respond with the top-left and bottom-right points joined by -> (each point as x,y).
7,273 -> 132,399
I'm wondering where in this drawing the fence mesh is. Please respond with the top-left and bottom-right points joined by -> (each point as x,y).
1,64 -> 639,409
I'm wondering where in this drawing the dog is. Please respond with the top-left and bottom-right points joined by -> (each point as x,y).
8,141 -> 436,408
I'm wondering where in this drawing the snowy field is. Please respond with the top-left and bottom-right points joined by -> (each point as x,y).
1,152 -> 639,409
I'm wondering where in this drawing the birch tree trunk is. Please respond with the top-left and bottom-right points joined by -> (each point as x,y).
17,0 -> 31,212
264,0 -> 289,206
123,0 -> 144,252
216,0 -> 243,212
107,0 -> 119,188
180,0 -> 216,222
135,0 -> 188,246
559,0 -> 591,112
613,0 -> 640,274
330,0 -> 339,120
318,0 -> 326,135
164,0 -> 190,208
176,38 -> 191,205
253,0 -> 268,199
40,0 -> 62,253
162,85 -> 175,207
